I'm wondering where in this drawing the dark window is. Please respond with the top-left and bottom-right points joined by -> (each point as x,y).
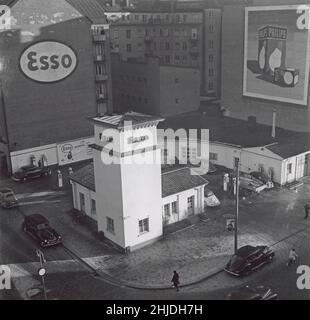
126,44 -> 132,52
139,218 -> 149,234
126,30 -> 131,39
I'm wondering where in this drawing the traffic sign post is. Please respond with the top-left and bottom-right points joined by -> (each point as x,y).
36,249 -> 47,300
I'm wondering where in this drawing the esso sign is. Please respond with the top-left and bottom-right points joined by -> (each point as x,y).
20,41 -> 78,83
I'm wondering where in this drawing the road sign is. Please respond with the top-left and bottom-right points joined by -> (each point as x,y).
38,267 -> 46,277
226,218 -> 235,231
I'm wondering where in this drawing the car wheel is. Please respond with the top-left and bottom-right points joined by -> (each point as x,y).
44,171 -> 49,176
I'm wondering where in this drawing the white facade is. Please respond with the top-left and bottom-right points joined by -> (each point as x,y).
162,186 -> 205,226
9,136 -> 94,173
92,117 -> 163,251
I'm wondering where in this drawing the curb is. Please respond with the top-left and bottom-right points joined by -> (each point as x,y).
91,266 -> 224,290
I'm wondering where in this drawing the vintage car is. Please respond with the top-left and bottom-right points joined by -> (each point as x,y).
12,165 -> 52,182
226,285 -> 278,300
204,189 -> 221,207
224,245 -> 275,276
0,187 -> 19,208
22,214 -> 62,247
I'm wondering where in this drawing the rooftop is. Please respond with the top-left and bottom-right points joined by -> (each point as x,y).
92,111 -> 164,129
158,113 -> 304,148
70,163 -> 208,198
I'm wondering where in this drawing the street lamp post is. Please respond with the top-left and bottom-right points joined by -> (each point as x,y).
234,157 -> 240,254
36,249 -> 47,300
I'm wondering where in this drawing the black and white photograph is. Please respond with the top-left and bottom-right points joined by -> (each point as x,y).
1,0 -> 310,309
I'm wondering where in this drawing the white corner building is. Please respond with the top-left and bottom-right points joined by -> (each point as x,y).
70,112 -> 208,252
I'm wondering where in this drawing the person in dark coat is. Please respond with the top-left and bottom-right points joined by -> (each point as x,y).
304,204 -> 310,219
171,270 -> 180,291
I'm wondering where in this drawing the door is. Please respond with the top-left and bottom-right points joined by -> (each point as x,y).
296,155 -> 306,180
79,193 -> 85,212
187,196 -> 195,215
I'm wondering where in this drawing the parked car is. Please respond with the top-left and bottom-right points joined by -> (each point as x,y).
0,187 -> 19,208
226,285 -> 278,300
224,245 -> 274,276
12,165 -> 51,182
208,162 -> 217,173
250,171 -> 270,184
204,188 -> 221,207
22,214 -> 62,247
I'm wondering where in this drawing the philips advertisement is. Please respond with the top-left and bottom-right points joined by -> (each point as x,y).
243,5 -> 310,105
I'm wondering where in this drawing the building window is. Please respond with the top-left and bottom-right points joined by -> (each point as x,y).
209,24 -> 215,33
208,81 -> 214,90
142,15 -> 147,22
138,43 -> 143,51
165,42 -> 170,50
107,217 -> 115,233
183,14 -> 187,22
191,28 -> 198,40
209,40 -> 214,49
287,163 -> 292,174
209,54 -> 214,62
160,29 -> 164,37
91,199 -> 96,216
176,14 -> 180,23
172,201 -> 178,214
175,55 -> 180,61
126,44 -> 132,52
175,98 -> 179,104
126,30 -> 131,39
210,152 -> 218,161
182,42 -> 187,50
164,204 -> 170,217
209,68 -> 214,77
187,196 -> 194,209
165,55 -> 170,63
96,63 -> 106,75
135,15 -> 139,21
139,218 -> 149,234
113,29 -> 119,39
95,44 -> 105,57
79,193 -> 85,212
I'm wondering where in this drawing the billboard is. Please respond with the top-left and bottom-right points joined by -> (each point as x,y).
57,137 -> 94,165
243,5 -> 310,105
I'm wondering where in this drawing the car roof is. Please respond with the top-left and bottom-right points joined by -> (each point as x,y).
0,188 -> 13,193
25,214 -> 48,224
237,245 -> 257,258
21,165 -> 37,170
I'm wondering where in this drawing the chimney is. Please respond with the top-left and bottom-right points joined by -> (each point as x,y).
272,109 -> 276,139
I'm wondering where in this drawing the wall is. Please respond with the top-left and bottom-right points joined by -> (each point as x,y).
221,1 -> 310,132
0,0 -> 98,154
241,147 -> 283,184
159,65 -> 200,116
10,143 -> 58,172
72,182 -> 97,220
162,185 -> 205,225
209,142 -> 241,170
111,54 -> 160,114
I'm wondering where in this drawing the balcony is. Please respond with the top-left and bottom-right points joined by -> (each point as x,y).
94,55 -> 105,62
144,36 -> 152,42
96,94 -> 107,101
93,34 -> 106,42
95,74 -> 108,82
189,46 -> 199,55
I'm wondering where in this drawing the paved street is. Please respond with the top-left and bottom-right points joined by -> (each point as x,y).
1,168 -> 310,300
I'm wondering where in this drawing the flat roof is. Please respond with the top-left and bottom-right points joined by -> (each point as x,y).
158,113 -> 304,148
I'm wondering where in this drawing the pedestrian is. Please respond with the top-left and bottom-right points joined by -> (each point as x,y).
171,270 -> 180,292
286,248 -> 298,267
304,204 -> 310,219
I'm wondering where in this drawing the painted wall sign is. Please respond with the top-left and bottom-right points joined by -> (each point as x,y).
243,6 -> 310,106
19,41 -> 78,83
57,137 -> 94,166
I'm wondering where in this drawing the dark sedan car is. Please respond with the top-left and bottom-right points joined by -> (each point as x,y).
22,214 -> 62,247
224,245 -> 275,276
0,188 -> 19,208
226,285 -> 278,300
12,165 -> 52,182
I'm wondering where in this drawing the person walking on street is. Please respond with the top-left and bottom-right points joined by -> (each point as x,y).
304,204 -> 310,219
286,248 -> 298,267
171,270 -> 180,292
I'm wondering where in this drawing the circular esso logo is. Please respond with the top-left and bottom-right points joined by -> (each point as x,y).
19,41 -> 78,83
61,144 -> 73,153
